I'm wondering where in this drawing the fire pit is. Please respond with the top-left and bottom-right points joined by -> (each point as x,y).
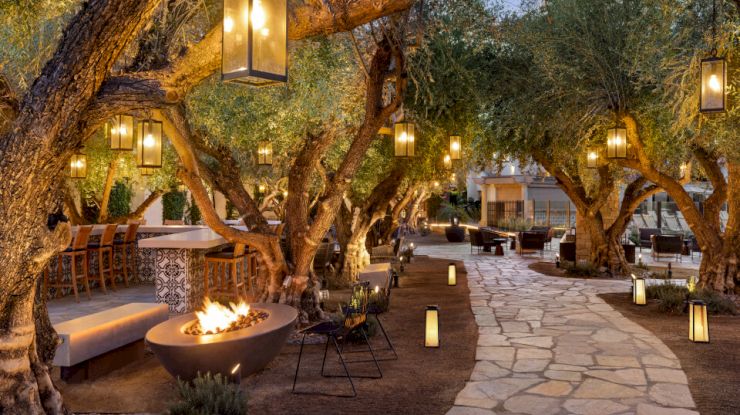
146,300 -> 297,381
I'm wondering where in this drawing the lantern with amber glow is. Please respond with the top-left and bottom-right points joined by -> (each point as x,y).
136,119 -> 163,168
69,153 -> 87,179
394,122 -> 415,157
107,114 -> 135,151
443,154 -> 451,169
448,263 -> 456,286
257,141 -> 272,165
586,147 -> 599,169
689,300 -> 709,343
449,135 -> 461,160
222,0 -> 288,86
700,55 -> 726,113
140,167 -> 156,176
632,277 -> 646,305
425,305 -> 440,348
606,126 -> 627,159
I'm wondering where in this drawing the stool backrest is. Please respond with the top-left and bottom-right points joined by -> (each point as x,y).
73,226 -> 93,250
233,243 -> 246,257
343,282 -> 370,329
123,222 -> 140,243
100,224 -> 118,246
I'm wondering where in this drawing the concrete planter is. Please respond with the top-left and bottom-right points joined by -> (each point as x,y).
146,303 -> 297,381
445,226 -> 466,242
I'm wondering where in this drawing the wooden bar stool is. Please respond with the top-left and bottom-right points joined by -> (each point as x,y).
204,243 -> 247,301
114,222 -> 139,286
87,224 -> 118,294
46,225 -> 93,302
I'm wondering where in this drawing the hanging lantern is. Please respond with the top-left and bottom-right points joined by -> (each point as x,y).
69,153 -> 87,179
140,167 -> 156,176
449,135 -> 462,160
700,55 -> 726,113
586,147 -> 599,169
425,305 -> 440,348
606,126 -> 627,159
136,119 -> 163,168
107,114 -> 135,151
448,263 -> 456,286
689,300 -> 709,343
222,0 -> 288,86
443,154 -> 451,169
632,276 -> 646,305
394,122 -> 415,157
257,141 -> 273,165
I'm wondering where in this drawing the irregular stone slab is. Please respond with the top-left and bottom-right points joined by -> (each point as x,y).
446,406 -> 497,415
476,346 -> 515,362
517,348 -> 552,359
636,403 -> 700,415
649,383 -> 695,408
595,355 -> 641,368
573,379 -> 643,399
645,368 -> 688,384
564,399 -> 630,415
544,369 -> 582,382
554,353 -> 594,366
548,363 -> 588,372
641,354 -> 681,368
500,321 -> 530,333
511,336 -> 553,348
454,382 -> 498,409
476,377 -> 543,401
585,368 -> 647,386
475,314 -> 499,327
470,361 -> 511,381
526,380 -> 573,397
478,334 -> 510,346
503,395 -> 562,415
512,359 -> 550,373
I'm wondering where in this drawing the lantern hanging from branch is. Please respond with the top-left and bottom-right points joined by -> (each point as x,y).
449,135 -> 462,160
136,119 -> 163,169
140,167 -> 156,176
448,263 -> 456,286
222,0 -> 288,86
394,122 -> 415,157
689,300 -> 709,343
586,147 -> 599,169
425,305 -> 440,348
606,126 -> 627,159
107,114 -> 135,151
69,153 -> 87,179
700,55 -> 726,113
257,141 -> 273,165
443,154 -> 451,169
632,276 -> 646,306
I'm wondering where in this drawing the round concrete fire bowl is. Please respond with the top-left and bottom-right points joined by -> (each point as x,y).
146,303 -> 297,381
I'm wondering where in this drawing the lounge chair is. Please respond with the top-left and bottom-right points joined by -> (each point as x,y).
651,234 -> 682,262
638,228 -> 660,251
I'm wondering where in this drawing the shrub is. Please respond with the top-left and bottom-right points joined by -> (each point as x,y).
108,180 -> 132,218
163,190 -> 187,222
694,289 -> 737,315
646,283 -> 688,313
187,194 -> 202,225
563,261 -> 600,278
169,372 -> 247,415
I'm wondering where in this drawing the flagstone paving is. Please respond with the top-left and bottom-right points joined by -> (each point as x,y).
415,242 -> 698,415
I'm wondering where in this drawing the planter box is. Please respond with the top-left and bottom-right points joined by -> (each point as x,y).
445,226 -> 466,243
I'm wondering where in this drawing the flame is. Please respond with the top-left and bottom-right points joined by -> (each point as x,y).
194,298 -> 251,334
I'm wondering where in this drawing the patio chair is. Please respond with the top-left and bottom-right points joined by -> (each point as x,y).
469,228 -> 494,254
638,228 -> 660,251
292,282 -> 382,397
517,231 -> 546,257
651,234 -> 682,262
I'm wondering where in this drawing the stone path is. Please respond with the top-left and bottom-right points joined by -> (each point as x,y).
415,242 -> 698,415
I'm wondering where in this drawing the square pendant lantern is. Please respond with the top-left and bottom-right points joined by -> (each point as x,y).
394,122 -> 415,157
449,135 -> 462,160
257,141 -> 272,165
700,56 -> 726,113
586,147 -> 599,169
107,114 -> 135,151
69,153 -> 87,179
222,0 -> 288,86
136,119 -> 163,168
606,126 -> 627,159
140,167 -> 156,176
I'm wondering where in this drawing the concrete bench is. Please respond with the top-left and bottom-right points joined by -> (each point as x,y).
53,303 -> 168,381
359,262 -> 393,291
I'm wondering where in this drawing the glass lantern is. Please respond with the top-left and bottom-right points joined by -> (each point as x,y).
689,300 -> 709,343
586,147 -> 599,169
700,56 -> 726,113
425,305 -> 440,348
394,122 -> 415,157
449,135 -> 462,160
69,153 -> 87,179
257,141 -> 272,165
136,119 -> 163,168
107,115 -> 135,151
448,263 -> 456,286
606,126 -> 627,159
633,277 -> 646,305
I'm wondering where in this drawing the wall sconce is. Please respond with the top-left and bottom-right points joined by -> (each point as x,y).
425,305 -> 440,348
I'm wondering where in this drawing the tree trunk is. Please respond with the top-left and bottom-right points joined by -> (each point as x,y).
97,160 -> 118,223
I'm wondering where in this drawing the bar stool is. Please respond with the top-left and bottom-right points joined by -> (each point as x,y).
46,225 -> 93,302
114,222 -> 139,286
87,224 -> 118,294
204,243 -> 247,301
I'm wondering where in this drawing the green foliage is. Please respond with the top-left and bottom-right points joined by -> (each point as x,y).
646,283 -> 737,314
694,289 -> 737,315
563,261 -> 600,278
162,190 -> 187,221
436,201 -> 471,223
169,372 -> 247,415
187,194 -> 202,225
494,217 -> 532,232
108,181 -> 132,218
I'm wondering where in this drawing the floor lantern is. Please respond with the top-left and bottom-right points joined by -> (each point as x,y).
257,141 -> 273,165
606,125 -> 627,159
222,0 -> 288,86
394,122 -> 415,157
69,153 -> 87,179
689,300 -> 709,343
633,277 -> 646,305
449,135 -> 461,160
107,114 -> 135,151
425,305 -> 440,348
136,119 -> 163,169
448,263 -> 456,286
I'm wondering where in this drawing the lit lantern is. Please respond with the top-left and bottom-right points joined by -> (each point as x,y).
448,263 -> 456,286
433,181 -> 440,187
140,167 -> 156,176
257,141 -> 273,165
689,300 -> 709,343
633,276 -> 646,305
700,55 -> 726,113
394,122 -> 415,157
449,135 -> 462,160
425,305 -> 440,348
606,126 -> 627,159
282,190 -> 288,198
136,119 -> 163,168
443,154 -> 451,169
69,153 -> 87,179
107,114 -> 135,151
586,147 -> 599,169
222,0 -> 288,86
258,184 -> 266,193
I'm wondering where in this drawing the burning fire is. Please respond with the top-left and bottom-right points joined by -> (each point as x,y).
195,298 -> 251,334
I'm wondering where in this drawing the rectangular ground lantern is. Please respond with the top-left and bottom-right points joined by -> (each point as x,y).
425,305 -> 440,348
448,263 -> 456,286
689,300 -> 709,343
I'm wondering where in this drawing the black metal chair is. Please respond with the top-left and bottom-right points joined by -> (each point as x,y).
292,282 -> 382,397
